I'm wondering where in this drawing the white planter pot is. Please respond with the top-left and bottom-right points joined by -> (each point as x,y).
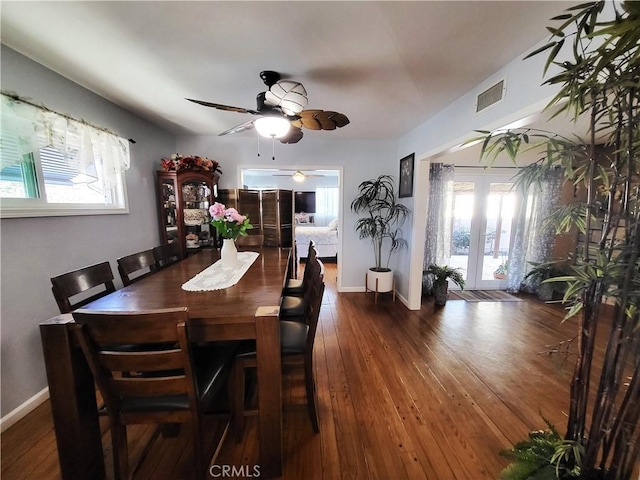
366,268 -> 394,293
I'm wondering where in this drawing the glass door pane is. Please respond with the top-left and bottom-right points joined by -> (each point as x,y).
478,182 -> 515,286
448,181 -> 475,286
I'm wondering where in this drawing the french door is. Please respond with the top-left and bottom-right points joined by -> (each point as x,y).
446,174 -> 516,290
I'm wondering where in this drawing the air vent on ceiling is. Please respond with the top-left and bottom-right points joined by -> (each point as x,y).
476,79 -> 505,113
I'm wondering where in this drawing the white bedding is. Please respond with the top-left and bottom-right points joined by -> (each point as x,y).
295,225 -> 338,260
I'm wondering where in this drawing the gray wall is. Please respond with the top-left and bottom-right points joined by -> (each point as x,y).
0,46 -> 176,416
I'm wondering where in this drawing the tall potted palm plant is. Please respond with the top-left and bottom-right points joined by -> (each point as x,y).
477,2 -> 640,478
351,175 -> 410,293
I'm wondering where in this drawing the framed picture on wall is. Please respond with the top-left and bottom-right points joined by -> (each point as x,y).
399,153 -> 414,198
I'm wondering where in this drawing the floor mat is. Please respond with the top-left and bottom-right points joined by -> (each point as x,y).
449,290 -> 523,302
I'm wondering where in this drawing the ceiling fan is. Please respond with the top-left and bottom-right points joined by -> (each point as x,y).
273,170 -> 325,182
186,71 -> 350,145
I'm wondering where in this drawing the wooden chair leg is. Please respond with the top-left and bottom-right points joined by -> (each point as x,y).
304,359 -> 319,433
192,416 -> 206,480
111,422 -> 129,480
233,361 -> 246,443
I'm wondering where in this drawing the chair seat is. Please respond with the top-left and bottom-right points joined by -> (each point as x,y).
279,295 -> 306,318
282,278 -> 304,295
236,321 -> 309,359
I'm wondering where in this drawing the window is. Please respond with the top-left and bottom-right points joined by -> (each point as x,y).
315,187 -> 339,226
0,93 -> 130,218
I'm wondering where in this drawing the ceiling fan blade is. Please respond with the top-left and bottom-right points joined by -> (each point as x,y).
330,112 -> 350,128
218,120 -> 255,136
298,110 -> 350,131
279,126 -> 304,144
186,98 -> 260,115
297,110 -> 323,130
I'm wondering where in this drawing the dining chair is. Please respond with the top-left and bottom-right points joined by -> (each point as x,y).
72,307 -> 235,480
282,241 -> 316,296
233,272 -> 325,440
153,242 -> 183,269
51,261 -> 116,314
235,234 -> 264,247
279,252 -> 323,321
117,249 -> 157,286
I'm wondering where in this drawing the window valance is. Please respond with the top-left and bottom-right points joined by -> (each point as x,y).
1,92 -> 130,190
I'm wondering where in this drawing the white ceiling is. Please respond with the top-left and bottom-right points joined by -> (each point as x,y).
1,1 -> 573,141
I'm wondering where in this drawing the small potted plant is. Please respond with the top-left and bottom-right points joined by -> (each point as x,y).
351,175 -> 410,294
523,261 -> 568,302
423,264 -> 465,306
493,263 -> 508,280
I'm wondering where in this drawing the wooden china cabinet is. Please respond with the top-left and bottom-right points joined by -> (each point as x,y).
156,170 -> 220,258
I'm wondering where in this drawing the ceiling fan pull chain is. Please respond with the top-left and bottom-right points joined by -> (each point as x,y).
272,137 -> 276,161
256,131 -> 261,158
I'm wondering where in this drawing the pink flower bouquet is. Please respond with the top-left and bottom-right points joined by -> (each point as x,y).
209,202 -> 253,239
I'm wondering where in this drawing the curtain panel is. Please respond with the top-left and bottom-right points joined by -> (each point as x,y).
423,163 -> 455,293
506,166 -> 564,292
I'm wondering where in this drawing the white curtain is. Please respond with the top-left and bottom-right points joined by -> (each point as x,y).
423,163 -> 455,293
315,187 -> 339,226
506,166 -> 564,292
1,93 -> 130,193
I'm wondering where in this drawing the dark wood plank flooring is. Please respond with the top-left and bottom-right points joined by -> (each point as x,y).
2,263 -> 602,479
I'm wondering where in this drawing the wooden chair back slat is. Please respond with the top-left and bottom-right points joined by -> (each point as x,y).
117,249 -> 157,286
100,350 -> 183,372
72,308 -> 188,344
113,376 -> 190,397
51,261 -> 116,313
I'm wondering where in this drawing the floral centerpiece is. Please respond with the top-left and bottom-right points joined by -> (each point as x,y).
161,153 -> 222,174
209,202 -> 253,240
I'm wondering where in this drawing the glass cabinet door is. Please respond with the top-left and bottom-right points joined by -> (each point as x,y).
181,179 -> 214,250
160,178 -> 178,243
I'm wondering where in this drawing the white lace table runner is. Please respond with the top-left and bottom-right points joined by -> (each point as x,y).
181,251 -> 260,291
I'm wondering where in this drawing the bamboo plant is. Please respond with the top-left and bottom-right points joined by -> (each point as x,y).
476,2 -> 640,478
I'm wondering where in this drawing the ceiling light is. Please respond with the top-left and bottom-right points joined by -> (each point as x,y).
254,116 -> 291,138
292,171 -> 306,182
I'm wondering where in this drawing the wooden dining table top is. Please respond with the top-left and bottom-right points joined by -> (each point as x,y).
83,247 -> 290,322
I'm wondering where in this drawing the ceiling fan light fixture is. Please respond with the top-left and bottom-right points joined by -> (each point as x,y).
292,170 -> 306,182
254,116 -> 291,138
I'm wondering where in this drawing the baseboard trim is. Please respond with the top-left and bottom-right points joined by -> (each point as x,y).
338,286 -> 366,293
1,387 -> 49,433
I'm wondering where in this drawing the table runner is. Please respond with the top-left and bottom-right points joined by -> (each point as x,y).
181,251 -> 260,291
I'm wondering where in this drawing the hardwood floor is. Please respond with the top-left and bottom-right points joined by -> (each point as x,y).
2,263 -> 597,479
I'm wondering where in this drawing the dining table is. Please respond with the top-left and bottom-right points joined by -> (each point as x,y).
39,247 -> 291,479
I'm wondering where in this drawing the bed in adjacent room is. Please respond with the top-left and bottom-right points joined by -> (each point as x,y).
295,219 -> 338,261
